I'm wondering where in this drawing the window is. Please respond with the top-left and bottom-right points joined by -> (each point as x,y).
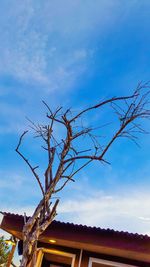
36,248 -> 76,267
41,252 -> 73,267
88,257 -> 138,267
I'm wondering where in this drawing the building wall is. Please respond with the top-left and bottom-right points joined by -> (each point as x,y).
36,243 -> 150,267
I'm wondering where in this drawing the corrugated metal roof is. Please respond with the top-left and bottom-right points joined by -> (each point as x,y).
1,211 -> 150,241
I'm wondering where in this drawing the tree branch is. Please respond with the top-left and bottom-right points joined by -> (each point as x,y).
15,131 -> 44,196
54,177 -> 75,193
69,94 -> 138,123
63,155 -> 108,164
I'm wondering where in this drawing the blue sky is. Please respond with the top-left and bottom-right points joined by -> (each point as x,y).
1,0 -> 150,237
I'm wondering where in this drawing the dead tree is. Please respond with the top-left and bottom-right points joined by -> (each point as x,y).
16,82 -> 150,266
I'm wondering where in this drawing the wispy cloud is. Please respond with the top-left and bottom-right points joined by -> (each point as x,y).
0,205 -> 35,217
0,169 -> 43,208
1,187 -> 150,235
58,189 -> 150,235
0,0 -> 132,93
0,0 -> 147,134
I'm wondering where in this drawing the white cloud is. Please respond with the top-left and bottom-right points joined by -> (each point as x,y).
58,189 -> 150,235
0,0 -> 129,93
1,173 -> 150,236
1,188 -> 150,235
0,206 -> 35,217
0,0 -> 144,134
0,169 -> 43,207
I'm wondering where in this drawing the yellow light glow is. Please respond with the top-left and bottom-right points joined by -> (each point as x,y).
49,239 -> 56,243
5,240 -> 16,246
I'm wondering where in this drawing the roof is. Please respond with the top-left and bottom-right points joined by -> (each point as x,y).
1,211 -> 150,241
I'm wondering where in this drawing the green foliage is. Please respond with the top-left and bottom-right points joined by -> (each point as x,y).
0,236 -> 9,266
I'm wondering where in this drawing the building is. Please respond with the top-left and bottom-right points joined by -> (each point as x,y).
1,212 -> 150,267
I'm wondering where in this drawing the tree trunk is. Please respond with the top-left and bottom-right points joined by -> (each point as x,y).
20,223 -> 38,267
20,199 -> 59,266
20,236 -> 38,267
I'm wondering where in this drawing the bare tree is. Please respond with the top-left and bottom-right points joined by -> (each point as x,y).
16,82 -> 150,266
